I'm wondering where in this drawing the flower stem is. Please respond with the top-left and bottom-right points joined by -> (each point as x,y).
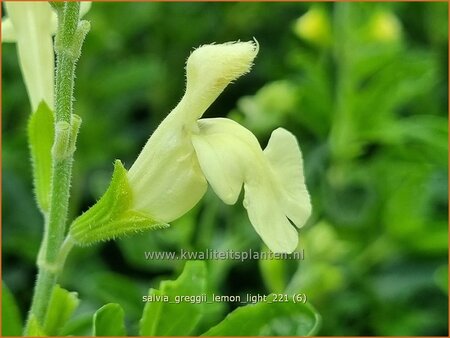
329,2 -> 357,162
24,2 -> 88,334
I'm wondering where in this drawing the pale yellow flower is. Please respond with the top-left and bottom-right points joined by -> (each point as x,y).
128,41 -> 312,253
2,2 -> 91,111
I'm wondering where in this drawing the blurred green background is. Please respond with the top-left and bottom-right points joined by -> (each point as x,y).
2,2 -> 448,336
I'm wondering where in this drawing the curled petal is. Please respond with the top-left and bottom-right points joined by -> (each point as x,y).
264,128 -> 312,228
192,118 -> 310,253
244,183 -> 299,253
191,118 -> 254,204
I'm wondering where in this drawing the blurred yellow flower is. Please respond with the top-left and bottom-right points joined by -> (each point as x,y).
293,7 -> 331,46
369,11 -> 402,43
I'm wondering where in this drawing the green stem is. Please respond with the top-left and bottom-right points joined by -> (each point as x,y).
24,2 -> 88,334
329,3 -> 356,162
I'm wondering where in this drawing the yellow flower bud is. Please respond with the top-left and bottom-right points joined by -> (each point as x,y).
368,11 -> 402,43
293,7 -> 331,46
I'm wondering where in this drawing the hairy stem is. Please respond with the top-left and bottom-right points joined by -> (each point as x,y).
24,2 -> 88,334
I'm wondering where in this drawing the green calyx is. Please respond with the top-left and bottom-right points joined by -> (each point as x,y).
69,160 -> 168,246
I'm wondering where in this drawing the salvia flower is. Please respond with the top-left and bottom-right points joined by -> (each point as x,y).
69,40 -> 311,253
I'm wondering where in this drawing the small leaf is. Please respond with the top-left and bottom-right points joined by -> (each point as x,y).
88,271 -> 143,319
61,313 -> 93,336
202,294 -> 321,336
69,160 -> 168,246
43,284 -> 79,335
93,303 -> 126,336
2,282 -> 23,336
140,261 -> 207,336
28,101 -> 54,213
27,315 -> 46,337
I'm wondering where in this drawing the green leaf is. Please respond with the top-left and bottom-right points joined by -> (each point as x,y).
87,271 -> 144,320
202,294 -> 321,336
140,261 -> 207,336
69,160 -> 168,246
383,164 -> 448,254
43,284 -> 79,335
27,315 -> 46,336
2,282 -> 23,336
61,313 -> 94,336
93,303 -> 126,336
28,101 -> 54,213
